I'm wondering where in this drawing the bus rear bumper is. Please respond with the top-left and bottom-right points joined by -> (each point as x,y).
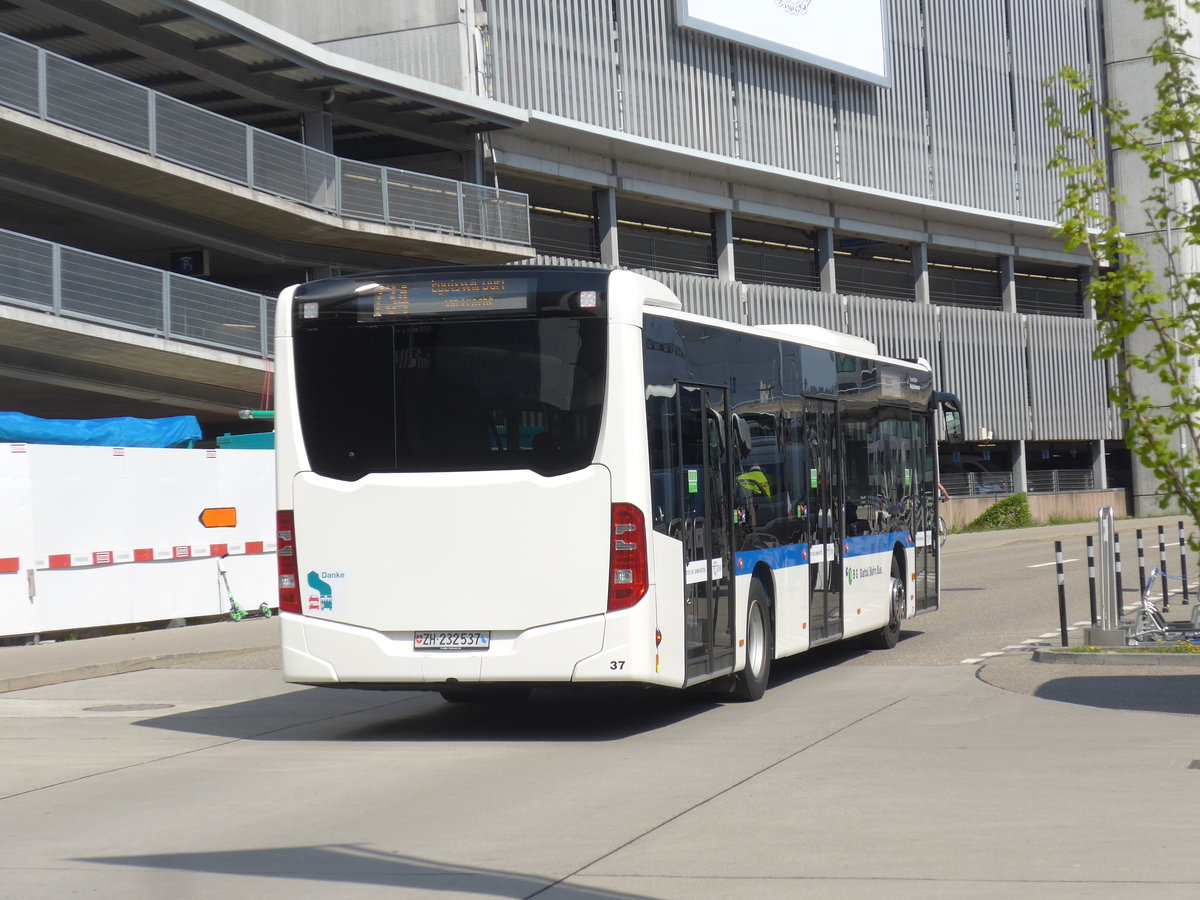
280,612 -> 607,685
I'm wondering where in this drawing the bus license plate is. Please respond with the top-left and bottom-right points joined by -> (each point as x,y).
414,631 -> 490,651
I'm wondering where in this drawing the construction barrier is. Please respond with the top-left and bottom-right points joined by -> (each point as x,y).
0,443 -> 275,638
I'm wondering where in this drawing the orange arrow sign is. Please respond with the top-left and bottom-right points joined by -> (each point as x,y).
199,507 -> 237,528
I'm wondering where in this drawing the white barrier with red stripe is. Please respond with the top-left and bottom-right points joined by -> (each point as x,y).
0,443 -> 275,638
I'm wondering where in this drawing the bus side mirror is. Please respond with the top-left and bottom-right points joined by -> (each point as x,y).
944,409 -> 963,443
934,391 -> 963,443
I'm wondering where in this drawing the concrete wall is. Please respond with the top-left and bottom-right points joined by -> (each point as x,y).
225,0 -> 472,90
943,490 -> 1128,529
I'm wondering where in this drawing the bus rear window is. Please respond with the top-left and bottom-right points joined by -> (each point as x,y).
293,317 -> 607,479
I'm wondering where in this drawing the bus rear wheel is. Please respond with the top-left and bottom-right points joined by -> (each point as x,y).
864,559 -> 905,650
731,580 -> 772,701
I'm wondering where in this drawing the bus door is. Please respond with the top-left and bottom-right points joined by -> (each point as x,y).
912,410 -> 939,612
805,398 -> 843,644
676,383 -> 736,683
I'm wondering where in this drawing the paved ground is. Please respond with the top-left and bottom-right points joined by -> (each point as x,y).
0,617 -> 283,693
2,563 -> 1199,897
3,599 -> 1199,719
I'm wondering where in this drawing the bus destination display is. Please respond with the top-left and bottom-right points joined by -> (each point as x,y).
368,277 -> 531,319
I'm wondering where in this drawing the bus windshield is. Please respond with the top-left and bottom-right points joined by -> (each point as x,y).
293,315 -> 607,480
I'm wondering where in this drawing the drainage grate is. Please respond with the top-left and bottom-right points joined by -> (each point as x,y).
83,703 -> 175,712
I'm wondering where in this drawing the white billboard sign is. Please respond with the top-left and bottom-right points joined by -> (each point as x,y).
675,0 -> 890,87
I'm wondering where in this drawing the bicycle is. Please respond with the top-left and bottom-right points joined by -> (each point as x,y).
937,515 -> 948,547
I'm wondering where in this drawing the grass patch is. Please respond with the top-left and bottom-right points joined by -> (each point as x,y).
1060,642 -> 1200,654
1044,514 -> 1096,526
959,492 -> 1033,532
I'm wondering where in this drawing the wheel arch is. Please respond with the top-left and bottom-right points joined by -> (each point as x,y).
750,561 -> 777,652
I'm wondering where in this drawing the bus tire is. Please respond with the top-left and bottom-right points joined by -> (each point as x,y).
732,580 -> 772,701
865,558 -> 905,650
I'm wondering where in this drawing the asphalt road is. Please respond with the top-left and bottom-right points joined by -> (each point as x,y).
1,515 -> 1198,898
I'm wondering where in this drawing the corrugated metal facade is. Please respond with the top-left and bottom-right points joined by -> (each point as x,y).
485,0 -> 1101,220
1027,315 -> 1115,440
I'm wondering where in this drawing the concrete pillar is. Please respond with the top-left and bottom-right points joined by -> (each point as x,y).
1079,265 -> 1095,319
998,254 -> 1017,314
463,137 -> 485,185
912,242 -> 930,304
1091,439 -> 1108,491
594,188 -> 619,267
301,110 -> 334,153
301,110 -> 335,209
1012,439 -> 1028,495
711,209 -> 735,282
818,227 -> 836,294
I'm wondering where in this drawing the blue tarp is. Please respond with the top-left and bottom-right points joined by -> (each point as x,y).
0,412 -> 202,448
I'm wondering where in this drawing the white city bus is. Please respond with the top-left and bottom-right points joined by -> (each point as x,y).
274,266 -> 961,701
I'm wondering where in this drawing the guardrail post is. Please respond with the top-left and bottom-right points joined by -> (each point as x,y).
37,47 -> 48,119
162,270 -> 172,339
259,294 -> 269,359
1092,507 -> 1122,644
1158,525 -> 1170,612
1113,531 -> 1124,607
381,166 -> 390,225
1178,521 -> 1190,606
1137,529 -> 1146,594
1086,535 -> 1097,625
245,127 -> 255,190
333,156 -> 342,216
457,182 -> 466,237
1055,540 -> 1068,647
51,243 -> 62,315
147,91 -> 157,158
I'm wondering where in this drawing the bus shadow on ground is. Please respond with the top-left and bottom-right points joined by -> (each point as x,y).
135,682 -> 721,743
135,632 -> 927,743
79,845 -> 652,898
1033,674 -> 1200,716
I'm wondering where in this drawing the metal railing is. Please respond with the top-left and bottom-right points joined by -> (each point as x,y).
942,472 -> 1015,497
1026,469 -> 1095,493
942,469 -> 1096,497
0,32 -> 530,246
0,227 -> 273,357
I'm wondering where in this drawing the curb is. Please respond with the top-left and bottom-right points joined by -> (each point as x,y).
0,647 -> 268,694
1032,648 -> 1200,666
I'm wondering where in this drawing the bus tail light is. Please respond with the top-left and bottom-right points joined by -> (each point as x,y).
277,509 -> 301,614
608,502 -> 648,611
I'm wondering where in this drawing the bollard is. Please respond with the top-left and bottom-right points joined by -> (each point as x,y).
1159,525 -> 1170,613
1114,532 -> 1124,610
1137,529 -> 1146,595
1179,521 -> 1190,606
1056,541 -> 1068,647
1092,508 -> 1123,644
1086,536 -> 1097,625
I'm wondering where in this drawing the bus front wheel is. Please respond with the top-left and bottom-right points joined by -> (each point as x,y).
732,580 -> 772,701
864,559 -> 905,650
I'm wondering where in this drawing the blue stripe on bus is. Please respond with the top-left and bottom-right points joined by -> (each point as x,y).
734,531 -> 913,575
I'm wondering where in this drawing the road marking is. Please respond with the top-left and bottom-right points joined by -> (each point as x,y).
980,651 -> 1004,657
1029,558 -> 1078,568
1038,632 -> 1059,639
960,658 -> 983,664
